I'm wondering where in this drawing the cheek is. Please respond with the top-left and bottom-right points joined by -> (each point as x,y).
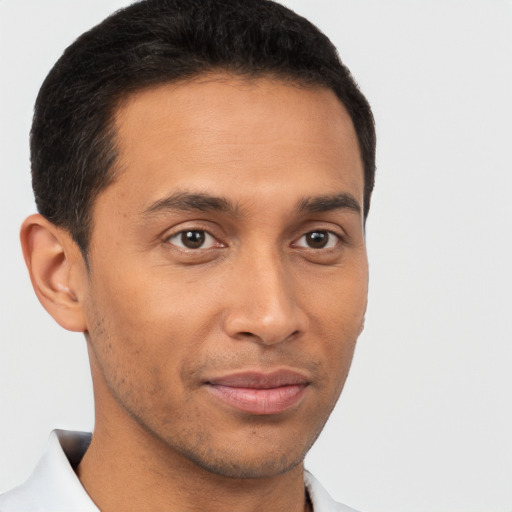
84,267 -> 213,388
305,264 -> 367,381
84,271 -> 165,390
306,259 -> 368,331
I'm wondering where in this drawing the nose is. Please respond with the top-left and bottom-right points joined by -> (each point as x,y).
222,249 -> 309,346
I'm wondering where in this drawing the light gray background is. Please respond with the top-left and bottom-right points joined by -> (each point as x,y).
1,1 -> 511,511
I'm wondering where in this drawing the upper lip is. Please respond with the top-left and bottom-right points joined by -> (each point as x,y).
206,370 -> 310,389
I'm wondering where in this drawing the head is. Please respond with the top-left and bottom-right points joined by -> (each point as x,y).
22,0 -> 375,480
30,0 -> 375,256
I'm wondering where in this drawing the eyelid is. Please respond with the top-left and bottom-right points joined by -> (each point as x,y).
162,223 -> 227,251
165,230 -> 217,250
293,230 -> 342,249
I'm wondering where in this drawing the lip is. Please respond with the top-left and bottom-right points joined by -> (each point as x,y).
204,370 -> 310,415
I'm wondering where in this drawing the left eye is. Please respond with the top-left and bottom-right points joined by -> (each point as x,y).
294,230 -> 340,249
166,230 -> 218,250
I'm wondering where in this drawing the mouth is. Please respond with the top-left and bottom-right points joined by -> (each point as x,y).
204,370 -> 310,415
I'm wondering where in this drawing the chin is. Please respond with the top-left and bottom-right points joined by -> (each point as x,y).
185,447 -> 304,479
161,427 -> 311,480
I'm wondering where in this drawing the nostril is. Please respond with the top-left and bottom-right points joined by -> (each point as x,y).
236,329 -> 301,344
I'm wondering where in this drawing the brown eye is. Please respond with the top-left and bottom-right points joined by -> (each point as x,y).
167,230 -> 217,249
306,231 -> 328,248
295,230 -> 339,249
181,230 -> 205,248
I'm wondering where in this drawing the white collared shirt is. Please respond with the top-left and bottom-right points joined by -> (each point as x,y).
0,430 -> 359,512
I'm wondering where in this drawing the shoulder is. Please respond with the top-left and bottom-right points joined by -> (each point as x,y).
305,470 -> 361,512
0,430 -> 97,512
0,483 -> 39,512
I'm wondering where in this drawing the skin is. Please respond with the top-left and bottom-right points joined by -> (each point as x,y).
21,75 -> 368,512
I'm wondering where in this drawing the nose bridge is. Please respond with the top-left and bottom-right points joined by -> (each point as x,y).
223,244 -> 306,344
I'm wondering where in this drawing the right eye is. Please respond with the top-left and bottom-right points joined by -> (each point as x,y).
166,230 -> 219,250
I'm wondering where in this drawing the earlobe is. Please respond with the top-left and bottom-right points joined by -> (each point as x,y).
20,214 -> 88,332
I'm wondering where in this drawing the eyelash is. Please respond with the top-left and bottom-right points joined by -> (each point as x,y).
293,230 -> 342,250
165,229 -> 224,250
164,228 -> 343,251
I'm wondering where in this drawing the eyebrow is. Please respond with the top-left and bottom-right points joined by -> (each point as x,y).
143,191 -> 361,218
143,192 -> 237,216
297,193 -> 361,215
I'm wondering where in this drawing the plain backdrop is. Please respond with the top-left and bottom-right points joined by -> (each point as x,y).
1,1 -> 511,511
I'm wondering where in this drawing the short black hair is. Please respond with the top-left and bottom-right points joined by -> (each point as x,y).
31,0 -> 376,254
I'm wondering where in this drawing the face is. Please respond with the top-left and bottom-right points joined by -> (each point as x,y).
82,75 -> 368,478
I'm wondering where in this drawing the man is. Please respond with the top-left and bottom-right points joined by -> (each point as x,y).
0,0 -> 375,510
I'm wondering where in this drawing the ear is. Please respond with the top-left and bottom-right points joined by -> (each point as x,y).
20,214 -> 88,332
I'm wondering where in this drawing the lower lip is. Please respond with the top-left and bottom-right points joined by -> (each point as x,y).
206,384 -> 308,415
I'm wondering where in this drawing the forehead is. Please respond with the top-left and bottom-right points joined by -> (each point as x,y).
107,75 -> 363,211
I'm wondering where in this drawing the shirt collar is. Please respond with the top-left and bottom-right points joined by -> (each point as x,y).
0,430 -> 98,512
1,430 -> 357,512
